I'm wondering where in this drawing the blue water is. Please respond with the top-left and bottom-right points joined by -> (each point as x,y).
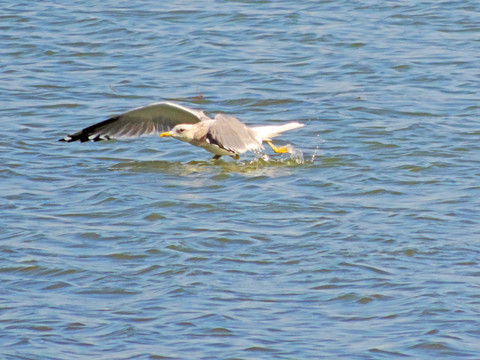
2,1 -> 480,359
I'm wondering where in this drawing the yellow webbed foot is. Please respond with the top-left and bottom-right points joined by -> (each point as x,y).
266,140 -> 289,154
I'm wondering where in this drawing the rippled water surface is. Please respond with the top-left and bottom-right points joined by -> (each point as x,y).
2,1 -> 480,359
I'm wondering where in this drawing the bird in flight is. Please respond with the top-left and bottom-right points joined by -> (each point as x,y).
60,102 -> 304,160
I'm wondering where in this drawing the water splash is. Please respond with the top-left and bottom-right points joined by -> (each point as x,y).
311,133 -> 326,163
284,144 -> 304,164
251,145 -> 306,165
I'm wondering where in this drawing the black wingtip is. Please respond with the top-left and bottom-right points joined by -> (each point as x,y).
58,134 -> 84,142
58,116 -> 120,143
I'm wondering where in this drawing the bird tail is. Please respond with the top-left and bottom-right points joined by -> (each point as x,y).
252,122 -> 304,141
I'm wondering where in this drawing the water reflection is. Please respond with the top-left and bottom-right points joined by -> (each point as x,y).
111,147 -> 310,177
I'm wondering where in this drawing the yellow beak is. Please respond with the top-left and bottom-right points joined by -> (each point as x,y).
159,131 -> 172,137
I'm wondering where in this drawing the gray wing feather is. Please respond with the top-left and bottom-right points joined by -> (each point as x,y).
61,102 -> 207,142
207,114 -> 263,153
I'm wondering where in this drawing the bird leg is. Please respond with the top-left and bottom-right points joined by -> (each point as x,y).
212,154 -> 239,160
266,140 -> 289,154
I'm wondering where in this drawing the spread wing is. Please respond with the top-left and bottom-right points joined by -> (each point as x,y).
60,102 -> 208,142
207,114 -> 263,154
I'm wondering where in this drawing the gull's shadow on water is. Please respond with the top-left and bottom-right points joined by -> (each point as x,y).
111,148 -> 313,176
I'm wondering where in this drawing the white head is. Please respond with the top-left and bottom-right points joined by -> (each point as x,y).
160,124 -> 197,142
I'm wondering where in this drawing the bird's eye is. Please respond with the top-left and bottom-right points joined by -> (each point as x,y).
178,128 -> 185,133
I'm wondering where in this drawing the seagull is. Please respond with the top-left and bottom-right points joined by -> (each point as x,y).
59,101 -> 304,160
